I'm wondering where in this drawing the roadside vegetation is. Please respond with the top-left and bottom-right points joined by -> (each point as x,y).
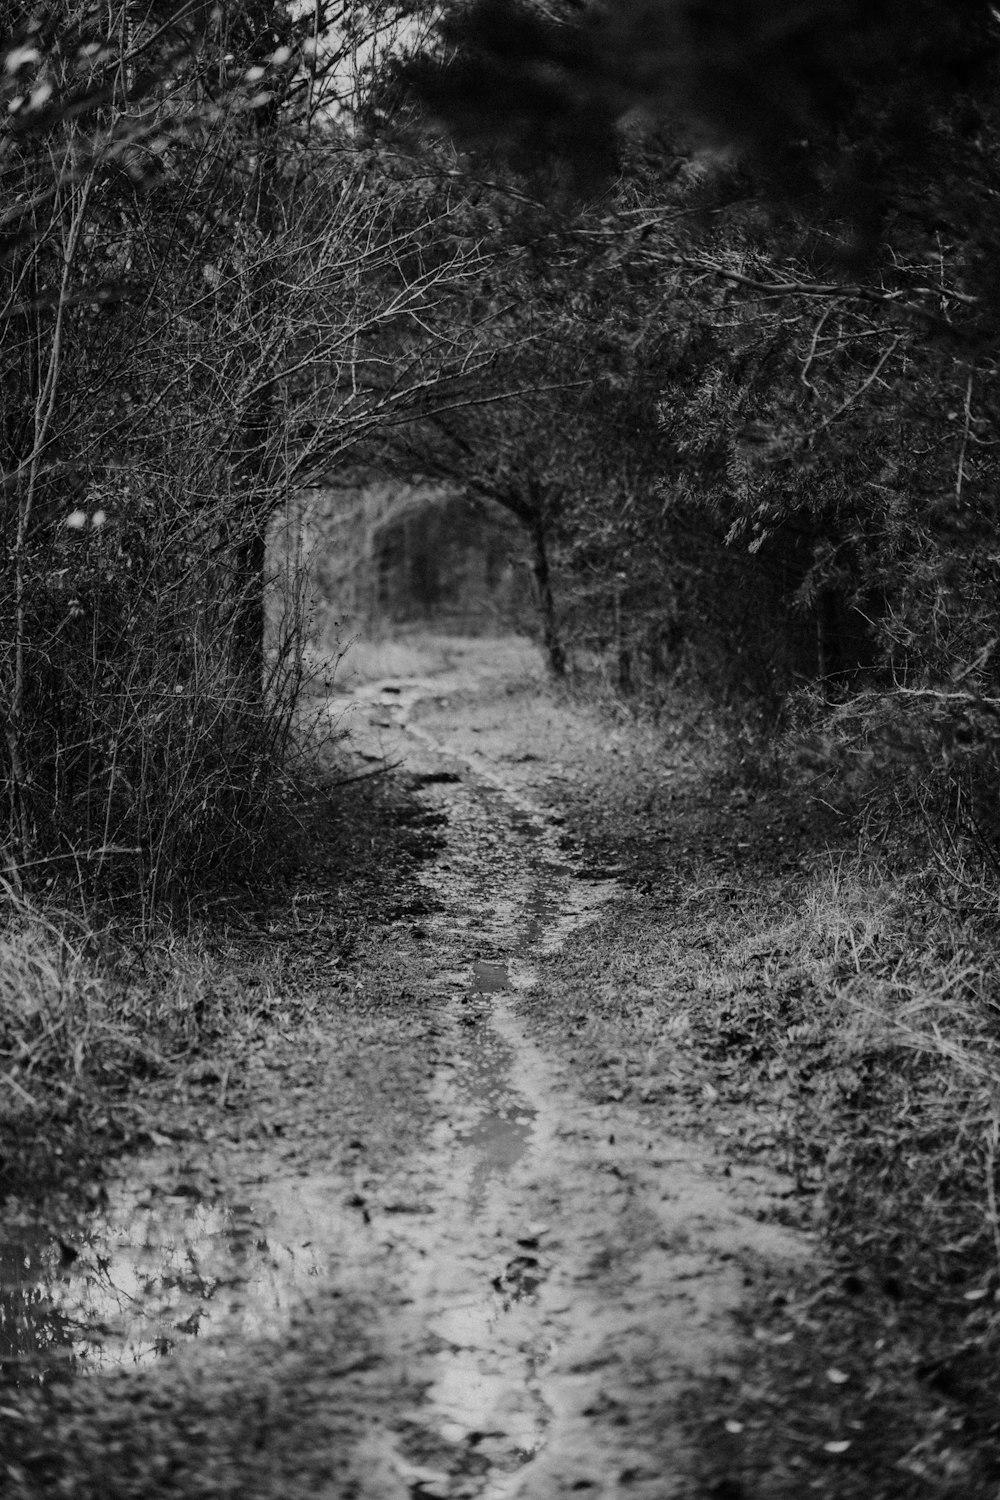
554,854 -> 1000,1497
460,673 -> 1000,1497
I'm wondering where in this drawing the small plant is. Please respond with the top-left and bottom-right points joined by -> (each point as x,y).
0,892 -> 112,1122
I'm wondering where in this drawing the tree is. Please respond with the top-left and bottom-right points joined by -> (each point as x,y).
0,3 -> 490,896
390,0 -> 1000,866
369,189 -> 671,675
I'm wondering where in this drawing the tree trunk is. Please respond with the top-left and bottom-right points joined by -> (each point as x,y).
231,338 -> 276,694
231,519 -> 268,691
230,97 -> 279,696
614,576 -> 631,693
531,515 -> 566,677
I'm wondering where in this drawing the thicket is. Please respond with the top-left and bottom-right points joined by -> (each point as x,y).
0,2 -> 487,909
6,0 -> 1000,906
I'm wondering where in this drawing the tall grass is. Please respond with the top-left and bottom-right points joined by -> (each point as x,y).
0,895 -> 111,1121
794,860 -> 1000,1292
0,882 -> 286,1144
696,849 -> 1000,1489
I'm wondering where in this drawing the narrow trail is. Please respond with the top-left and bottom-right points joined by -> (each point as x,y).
337,660 -> 807,1498
2,641 -> 810,1499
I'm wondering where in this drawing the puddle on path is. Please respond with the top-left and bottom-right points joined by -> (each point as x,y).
369,745 -> 619,1496
383,1000 -> 554,1498
0,1174 -> 358,1382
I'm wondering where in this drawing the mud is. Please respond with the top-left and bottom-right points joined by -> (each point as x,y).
1,637 -> 812,1498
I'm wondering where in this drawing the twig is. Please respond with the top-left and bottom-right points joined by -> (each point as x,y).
956,367 -> 975,503
0,1068 -> 40,1110
886,687 -> 1000,708
805,336 -> 902,436
669,253 -> 978,311
800,306 -> 832,399
1,846 -> 141,873
986,1109 -> 1000,1283
332,759 -> 402,786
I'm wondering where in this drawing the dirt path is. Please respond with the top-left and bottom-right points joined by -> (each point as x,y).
2,638 -> 811,1499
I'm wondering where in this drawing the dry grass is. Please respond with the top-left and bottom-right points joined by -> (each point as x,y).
0,889 -> 283,1147
716,860 -> 1000,1495
530,761 -> 1000,1494
0,899 -> 112,1120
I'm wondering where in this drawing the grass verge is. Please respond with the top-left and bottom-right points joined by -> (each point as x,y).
0,747 -> 439,1201
523,694 -> 1000,1499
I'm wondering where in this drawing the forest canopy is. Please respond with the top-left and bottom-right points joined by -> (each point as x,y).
2,0 -> 1000,900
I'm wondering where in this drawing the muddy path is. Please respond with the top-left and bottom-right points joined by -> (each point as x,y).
2,638 -> 809,1499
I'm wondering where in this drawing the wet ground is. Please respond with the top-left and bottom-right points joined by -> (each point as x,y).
1,637 -> 810,1498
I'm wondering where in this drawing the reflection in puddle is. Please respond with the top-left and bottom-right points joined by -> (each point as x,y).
405,992 -> 550,1494
452,1017 -> 537,1212
0,1177 -> 349,1384
426,1289 -> 545,1454
391,748 -> 618,1492
472,959 -> 510,993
